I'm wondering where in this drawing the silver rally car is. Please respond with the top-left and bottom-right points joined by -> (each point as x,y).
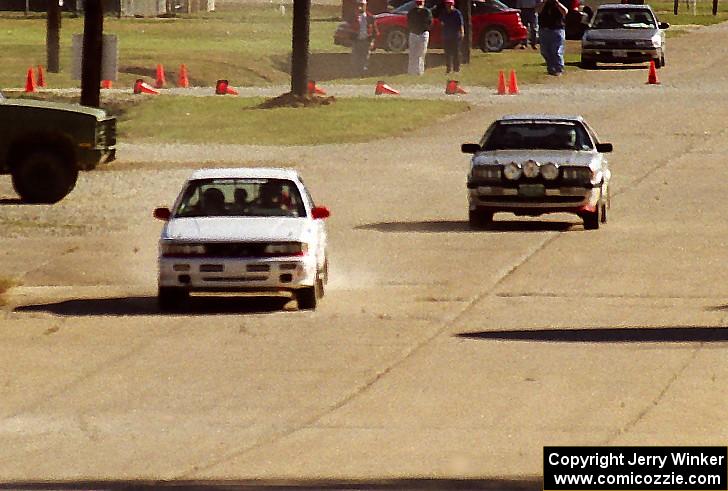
580,4 -> 669,68
462,114 -> 613,230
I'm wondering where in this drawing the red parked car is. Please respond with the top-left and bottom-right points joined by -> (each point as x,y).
334,0 -> 528,53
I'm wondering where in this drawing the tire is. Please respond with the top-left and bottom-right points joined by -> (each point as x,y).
480,27 -> 507,52
582,205 -> 601,230
653,56 -> 662,69
158,287 -> 189,311
600,202 -> 608,224
384,27 -> 408,52
11,150 -> 78,204
660,53 -> 666,68
579,58 -> 596,69
469,209 -> 493,229
296,286 -> 317,310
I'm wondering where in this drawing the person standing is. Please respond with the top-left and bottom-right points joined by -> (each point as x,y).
517,0 -> 538,49
439,0 -> 464,74
407,0 -> 433,75
348,0 -> 379,77
536,0 -> 567,75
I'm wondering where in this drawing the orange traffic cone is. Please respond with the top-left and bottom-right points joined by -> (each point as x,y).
374,80 -> 399,95
25,67 -> 36,93
508,69 -> 519,94
215,79 -> 239,95
154,63 -> 166,88
37,65 -> 46,88
178,64 -> 189,88
445,80 -> 467,95
101,79 -> 113,89
646,60 -> 660,85
134,79 -> 160,95
496,70 -> 506,95
307,80 -> 326,96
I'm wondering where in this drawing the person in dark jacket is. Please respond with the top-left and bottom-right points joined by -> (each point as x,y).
536,0 -> 568,75
439,0 -> 464,73
406,0 -> 433,75
348,0 -> 379,77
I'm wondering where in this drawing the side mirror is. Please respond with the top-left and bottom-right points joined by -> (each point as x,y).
659,21 -> 670,29
312,206 -> 331,220
461,143 -> 481,154
154,207 -> 171,221
596,143 -> 613,153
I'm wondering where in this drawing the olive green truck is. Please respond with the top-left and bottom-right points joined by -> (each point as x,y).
0,97 -> 116,203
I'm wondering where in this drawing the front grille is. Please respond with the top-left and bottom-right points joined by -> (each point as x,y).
204,243 -> 268,257
96,118 -> 117,147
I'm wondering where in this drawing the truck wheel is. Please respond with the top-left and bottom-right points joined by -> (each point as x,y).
469,209 -> 493,229
11,150 -> 78,204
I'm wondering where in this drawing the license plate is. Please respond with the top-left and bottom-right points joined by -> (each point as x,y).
518,184 -> 545,197
613,49 -> 627,58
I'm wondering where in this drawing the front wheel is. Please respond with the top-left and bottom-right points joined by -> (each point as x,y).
653,56 -> 662,69
296,286 -> 317,310
469,209 -> 493,229
11,150 -> 78,204
480,27 -> 507,52
384,27 -> 408,52
158,287 -> 189,311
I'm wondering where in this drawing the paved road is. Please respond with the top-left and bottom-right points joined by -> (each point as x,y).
1,22 -> 727,488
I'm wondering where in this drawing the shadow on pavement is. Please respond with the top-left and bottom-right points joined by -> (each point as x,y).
0,477 -> 542,490
456,326 -> 728,343
356,220 -> 574,233
0,198 -> 30,205
14,295 -> 292,317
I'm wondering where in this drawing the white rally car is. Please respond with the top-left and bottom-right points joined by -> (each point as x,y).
462,114 -> 613,230
154,168 -> 330,311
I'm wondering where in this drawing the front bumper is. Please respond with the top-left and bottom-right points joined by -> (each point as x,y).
581,47 -> 661,64
468,184 -> 600,214
158,255 -> 317,293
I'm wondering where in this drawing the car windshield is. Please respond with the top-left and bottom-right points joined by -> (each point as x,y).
392,0 -> 500,14
592,9 -> 656,29
482,121 -> 594,151
174,178 -> 306,218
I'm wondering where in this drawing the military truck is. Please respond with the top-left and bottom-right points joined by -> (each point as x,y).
0,96 -> 116,203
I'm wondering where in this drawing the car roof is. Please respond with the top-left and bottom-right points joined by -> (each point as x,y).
596,3 -> 654,10
188,167 -> 301,181
498,114 -> 585,123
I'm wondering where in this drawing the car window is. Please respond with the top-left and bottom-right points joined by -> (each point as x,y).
174,178 -> 306,218
472,0 -> 509,13
481,121 -> 594,151
592,9 -> 655,28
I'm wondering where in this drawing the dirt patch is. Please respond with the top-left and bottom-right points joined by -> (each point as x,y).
257,92 -> 336,108
0,277 -> 16,307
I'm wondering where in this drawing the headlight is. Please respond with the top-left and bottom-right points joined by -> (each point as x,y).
473,166 -> 501,180
263,242 -> 308,256
161,243 -> 206,256
503,162 -> 522,180
523,160 -> 540,178
562,167 -> 594,184
634,40 -> 654,48
541,162 -> 559,180
584,40 -> 606,47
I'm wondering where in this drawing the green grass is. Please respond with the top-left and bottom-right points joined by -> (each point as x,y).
117,96 -> 470,145
2,0 -> 724,90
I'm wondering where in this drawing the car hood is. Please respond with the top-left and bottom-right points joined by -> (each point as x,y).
473,149 -> 600,166
162,216 -> 314,243
584,28 -> 660,41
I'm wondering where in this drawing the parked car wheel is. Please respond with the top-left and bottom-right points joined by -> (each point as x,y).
659,53 -> 665,67
384,27 -> 408,52
579,58 -> 597,69
480,27 -> 507,52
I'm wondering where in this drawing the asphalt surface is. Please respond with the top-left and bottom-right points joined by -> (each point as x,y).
1,22 -> 728,489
